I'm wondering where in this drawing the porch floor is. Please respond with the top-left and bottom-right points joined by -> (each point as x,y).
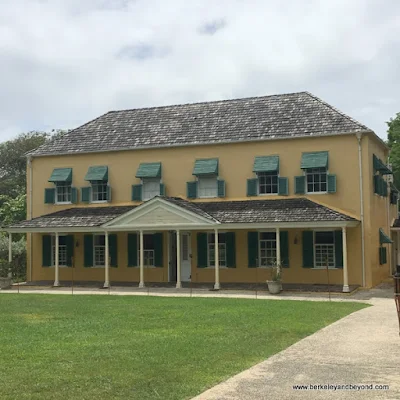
21,281 -> 360,293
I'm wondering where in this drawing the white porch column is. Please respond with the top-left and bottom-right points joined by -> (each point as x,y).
276,227 -> 281,266
104,231 -> 110,288
214,229 -> 220,290
342,226 -> 350,293
54,232 -> 60,287
139,230 -> 145,288
8,233 -> 12,278
176,230 -> 181,288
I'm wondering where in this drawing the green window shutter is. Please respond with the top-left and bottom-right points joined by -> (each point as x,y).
248,232 -> 259,268
154,233 -> 163,267
373,175 -> 379,195
379,247 -> 387,265
278,177 -> 288,196
48,168 -> 72,183
66,235 -> 74,267
136,162 -> 162,178
225,232 -> 236,268
127,233 -> 138,267
301,151 -> 328,169
334,230 -> 343,268
44,188 -> 55,204
84,235 -> 93,267
131,184 -> 142,201
107,186 -> 112,202
302,231 -> 314,268
187,181 -> 197,199
247,178 -> 258,197
109,234 -> 118,267
197,233 -> 208,268
295,176 -> 305,194
84,166 -> 108,181
71,187 -> 78,204
160,183 -> 166,196
81,187 -> 91,203
327,174 -> 337,193
253,155 -> 279,173
42,235 -> 52,267
193,159 -> 218,175
218,179 -> 226,198
280,231 -> 289,267
382,180 -> 388,197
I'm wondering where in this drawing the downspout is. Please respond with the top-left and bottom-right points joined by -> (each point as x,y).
28,156 -> 33,282
356,133 -> 366,287
386,151 -> 392,275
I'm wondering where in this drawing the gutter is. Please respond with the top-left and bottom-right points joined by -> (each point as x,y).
356,133 -> 366,287
26,130 -> 374,159
28,156 -> 33,282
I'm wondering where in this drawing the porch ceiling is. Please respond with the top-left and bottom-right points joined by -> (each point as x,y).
2,196 -> 359,233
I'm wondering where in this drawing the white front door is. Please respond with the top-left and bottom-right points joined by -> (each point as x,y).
181,232 -> 191,282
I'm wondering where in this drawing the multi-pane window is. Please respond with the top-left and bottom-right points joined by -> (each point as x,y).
258,172 -> 278,194
94,235 -> 106,267
314,231 -> 335,268
91,181 -> 108,202
52,235 -> 67,266
56,183 -> 72,203
198,177 -> 217,198
208,233 -> 226,267
259,232 -> 276,267
306,168 -> 327,193
138,234 -> 155,267
143,178 -> 160,201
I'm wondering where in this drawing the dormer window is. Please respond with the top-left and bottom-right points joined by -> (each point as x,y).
81,166 -> 111,203
45,168 -> 77,205
132,162 -> 164,202
187,158 -> 225,199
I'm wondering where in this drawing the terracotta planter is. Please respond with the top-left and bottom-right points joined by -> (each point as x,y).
267,280 -> 282,294
0,277 -> 12,290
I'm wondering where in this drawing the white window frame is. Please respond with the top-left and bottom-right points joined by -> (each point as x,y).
305,167 -> 328,194
207,232 -> 227,268
137,233 -> 156,268
91,181 -> 108,203
142,178 -> 161,201
313,230 -> 336,269
258,231 -> 277,268
197,176 -> 218,199
55,183 -> 72,204
257,171 -> 279,195
51,235 -> 68,267
93,234 -> 106,268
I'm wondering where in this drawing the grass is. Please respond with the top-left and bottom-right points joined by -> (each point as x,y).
0,294 -> 367,400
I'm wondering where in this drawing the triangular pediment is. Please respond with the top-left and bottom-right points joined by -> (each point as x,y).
103,197 -> 216,229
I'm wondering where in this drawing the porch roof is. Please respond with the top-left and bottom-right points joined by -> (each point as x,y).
3,197 -> 358,233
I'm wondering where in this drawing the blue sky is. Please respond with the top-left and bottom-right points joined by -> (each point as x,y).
0,0 -> 399,141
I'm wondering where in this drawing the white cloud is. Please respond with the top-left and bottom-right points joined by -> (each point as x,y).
0,0 -> 399,141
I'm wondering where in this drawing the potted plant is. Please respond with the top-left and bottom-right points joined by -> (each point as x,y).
0,260 -> 13,289
266,262 -> 282,294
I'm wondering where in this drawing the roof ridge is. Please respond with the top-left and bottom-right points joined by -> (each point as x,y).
304,92 -> 370,131
108,91 -> 309,114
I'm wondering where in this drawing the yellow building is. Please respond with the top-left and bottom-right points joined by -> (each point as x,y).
4,92 -> 398,291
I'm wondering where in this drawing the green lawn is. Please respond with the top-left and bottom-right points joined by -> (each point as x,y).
0,295 -> 367,400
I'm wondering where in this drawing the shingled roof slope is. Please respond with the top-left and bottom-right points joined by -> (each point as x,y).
192,198 -> 357,223
29,92 -> 369,157
9,206 -> 136,229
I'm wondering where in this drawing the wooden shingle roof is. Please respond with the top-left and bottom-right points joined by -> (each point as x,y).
28,92 -> 369,157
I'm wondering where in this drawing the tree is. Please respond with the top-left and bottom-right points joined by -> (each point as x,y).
387,113 -> 400,188
0,131 -> 49,199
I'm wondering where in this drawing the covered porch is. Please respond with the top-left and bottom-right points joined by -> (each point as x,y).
5,197 -> 360,293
